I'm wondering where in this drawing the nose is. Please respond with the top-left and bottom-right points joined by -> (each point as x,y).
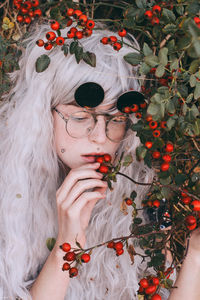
88,116 -> 107,144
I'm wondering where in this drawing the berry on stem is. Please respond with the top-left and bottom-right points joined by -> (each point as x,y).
60,242 -> 71,252
81,253 -> 90,263
51,20 -> 60,31
62,262 -> 70,271
98,165 -> 109,174
69,267 -> 78,277
118,29 -> 127,37
139,278 -> 149,289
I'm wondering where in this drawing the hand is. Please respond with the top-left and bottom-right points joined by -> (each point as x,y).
187,227 -> 200,258
54,162 -> 107,250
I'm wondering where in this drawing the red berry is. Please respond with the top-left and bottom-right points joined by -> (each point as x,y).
101,37 -> 109,45
118,29 -> 127,37
81,253 -> 90,263
160,121 -> 167,128
145,141 -> 153,149
151,17 -> 160,25
56,36 -> 65,45
144,10 -> 153,19
194,16 -> 200,24
34,9 -> 42,17
98,165 -> 109,174
113,42 -> 122,51
145,285 -> 157,295
161,162 -> 170,172
73,9 -> 82,18
165,143 -> 174,152
46,31 -> 56,41
153,200 -> 160,208
146,115 -> 153,122
181,189 -> 188,197
24,1 -> 32,10
185,215 -> 196,225
17,15 -> 24,22
20,7 -> 28,14
60,242 -> 71,252
135,112 -> 142,119
28,10 -> 34,17
64,251 -> 76,261
162,154 -> 171,162
152,5 -> 161,13
131,104 -> 139,112
84,28 -> 93,37
67,31 -> 75,39
103,154 -> 112,162
149,121 -> 158,129
62,262 -> 70,271
109,36 -> 118,43
152,151 -> 161,159
116,249 -> 124,256
86,20 -> 95,29
32,0 -> 39,7
125,198 -> 133,206
14,3 -> 21,9
151,294 -> 162,300
66,19 -> 73,27
69,267 -> 78,277
51,20 -> 60,31
181,196 -> 192,205
140,102 -> 147,109
191,200 -> 200,211
139,278 -> 149,289
107,241 -> 115,248
152,277 -> 160,285
153,130 -> 160,137
67,8 -> 74,16
187,223 -> 197,231
24,16 -> 31,24
123,106 -> 131,114
75,31 -> 83,39
79,14 -> 88,23
114,241 -> 123,251
96,156 -> 104,164
44,42 -> 53,50
70,27 -> 77,33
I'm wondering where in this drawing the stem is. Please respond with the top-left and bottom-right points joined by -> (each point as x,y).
117,171 -> 152,186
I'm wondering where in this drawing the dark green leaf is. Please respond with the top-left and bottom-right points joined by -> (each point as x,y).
144,54 -> 159,67
162,8 -> 176,23
123,154 -> 133,167
136,145 -> 147,161
130,190 -> 137,199
35,54 -> 51,73
69,41 -> 78,54
133,217 -> 143,224
61,44 -> 68,56
46,237 -> 56,251
75,46 -> 83,64
124,52 -> 143,66
177,35 -> 192,50
175,174 -> 187,185
158,47 -> 168,66
82,51 -> 96,67
155,64 -> 165,77
144,151 -> 152,168
143,42 -> 153,56
135,0 -> 146,9
162,24 -> 177,34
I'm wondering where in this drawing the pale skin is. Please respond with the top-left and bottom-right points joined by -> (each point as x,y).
30,102 -> 122,300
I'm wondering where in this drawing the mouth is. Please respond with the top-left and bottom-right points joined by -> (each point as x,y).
81,153 -> 108,163
82,153 -> 106,157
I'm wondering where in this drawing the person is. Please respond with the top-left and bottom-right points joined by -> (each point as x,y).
0,21 -> 172,300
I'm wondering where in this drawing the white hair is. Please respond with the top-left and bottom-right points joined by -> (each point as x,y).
0,22 -> 170,299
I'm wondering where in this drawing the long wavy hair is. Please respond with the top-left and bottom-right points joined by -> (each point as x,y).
0,23 -> 169,300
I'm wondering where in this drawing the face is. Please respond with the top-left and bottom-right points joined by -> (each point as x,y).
52,102 -> 123,169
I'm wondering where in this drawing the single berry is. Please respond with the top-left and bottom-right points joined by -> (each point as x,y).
75,31 -> 83,39
44,42 -> 53,50
113,42 -> 122,51
123,106 -> 131,114
73,9 -> 82,18
144,10 -> 153,19
56,36 -> 65,45
20,7 -> 28,14
185,215 -> 196,225
152,151 -> 161,159
181,196 -> 192,205
146,115 -> 152,122
191,200 -> 200,211
108,36 -> 117,43
145,141 -> 153,149
116,249 -> 124,256
145,285 -> 157,295
69,267 -> 78,277
131,104 -> 139,112
67,31 -> 75,39
32,0 -> 39,7
64,251 -> 76,261
84,28 -> 93,37
103,154 -> 112,162
153,130 -> 160,137
51,20 -> 60,31
187,223 -> 197,230
28,10 -> 34,17
67,8 -> 74,16
153,200 -> 160,208
86,20 -> 95,29
151,17 -> 160,25
152,5 -> 162,13
118,29 -> 127,37
67,19 -> 73,27
161,162 -> 170,172
165,143 -> 174,152
194,16 -> 200,24
95,156 -> 104,164
114,241 -> 123,251
79,14 -> 88,23
34,9 -> 42,17
17,15 -> 24,22
151,294 -> 162,300
162,154 -> 171,162
62,262 -> 70,271
81,253 -> 91,263
125,198 -> 133,206
98,165 -> 109,174
135,112 -> 142,119
24,1 -> 32,10
60,242 -> 71,252
152,277 -> 160,285
140,102 -> 147,109
181,189 -> 188,197
139,278 -> 149,289
107,241 -> 115,248
70,27 -> 78,33
46,31 -> 56,41
160,121 -> 167,128
149,121 -> 158,129
24,16 -> 31,24
101,37 -> 109,45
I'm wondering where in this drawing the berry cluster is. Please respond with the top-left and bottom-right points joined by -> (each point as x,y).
185,215 -> 197,230
145,136 -> 174,172
100,29 -> 127,51
95,153 -> 112,174
60,242 -> 91,278
180,189 -> 200,216
107,240 -> 124,256
194,16 -> 200,29
144,5 -> 162,26
138,276 -> 161,299
14,0 -> 41,25
122,101 -> 147,119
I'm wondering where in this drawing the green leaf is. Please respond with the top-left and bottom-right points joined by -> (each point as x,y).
190,74 -> 197,87
148,253 -> 165,267
170,59 -> 179,70
136,145 -> 147,161
143,42 -> 153,56
124,52 -> 143,66
135,0 -> 146,9
177,35 -> 192,50
166,39 -> 175,54
193,119 -> 200,136
162,8 -> 176,23
133,217 -> 143,224
82,51 -> 96,67
139,62 -> 151,75
175,174 -> 187,185
144,151 -> 152,168
194,82 -> 200,99
167,117 -> 176,130
175,5 -> 184,16
130,190 -> 137,199
160,176 -> 172,185
147,103 -> 159,115
35,54 -> 50,73
158,47 -> 168,66
144,54 -> 159,67
162,24 -> 177,34
189,59 -> 200,73
155,64 -> 165,78
123,154 -> 133,167
75,46 -> 83,64
61,44 -> 68,56
46,237 -> 56,251
69,41 -> 78,54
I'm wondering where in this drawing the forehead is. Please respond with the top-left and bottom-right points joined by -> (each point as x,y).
66,100 -> 117,113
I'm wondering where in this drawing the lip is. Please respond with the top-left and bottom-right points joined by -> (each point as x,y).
82,153 -> 106,156
81,153 -> 107,163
